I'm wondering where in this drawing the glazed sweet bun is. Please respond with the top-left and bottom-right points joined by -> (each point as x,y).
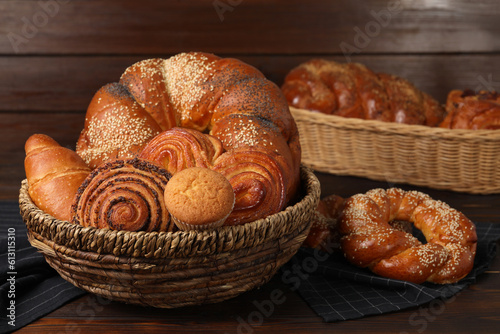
76,52 -> 301,226
339,188 -> 477,284
164,167 -> 235,231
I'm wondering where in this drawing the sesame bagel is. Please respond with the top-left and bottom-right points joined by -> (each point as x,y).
339,188 -> 477,284
76,52 -> 301,225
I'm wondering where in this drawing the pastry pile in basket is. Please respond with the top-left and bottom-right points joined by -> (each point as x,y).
282,58 -> 500,129
23,53 -> 480,285
24,52 -> 301,232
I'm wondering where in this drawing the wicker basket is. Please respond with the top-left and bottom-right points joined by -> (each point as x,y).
290,106 -> 500,194
19,166 -> 320,308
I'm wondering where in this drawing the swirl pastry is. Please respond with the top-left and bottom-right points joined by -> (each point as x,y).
139,127 -> 224,174
339,188 -> 477,284
440,89 -> 500,129
212,147 -> 287,226
281,59 -> 445,126
72,158 -> 175,232
76,52 -> 301,225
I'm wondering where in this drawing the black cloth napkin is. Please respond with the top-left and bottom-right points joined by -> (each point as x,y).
280,222 -> 500,322
0,201 -> 86,334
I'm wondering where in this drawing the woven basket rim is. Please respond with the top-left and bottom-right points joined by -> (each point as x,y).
290,106 -> 500,194
290,106 -> 500,140
20,165 -> 320,258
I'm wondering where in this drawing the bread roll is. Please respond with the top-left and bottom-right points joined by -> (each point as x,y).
24,134 -> 90,221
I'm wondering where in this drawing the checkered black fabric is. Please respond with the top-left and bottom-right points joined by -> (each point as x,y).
0,201 -> 86,334
280,222 -> 500,322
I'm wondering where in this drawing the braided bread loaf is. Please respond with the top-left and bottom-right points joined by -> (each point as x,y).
339,188 -> 477,284
281,59 -> 445,126
440,89 -> 500,129
76,52 -> 301,225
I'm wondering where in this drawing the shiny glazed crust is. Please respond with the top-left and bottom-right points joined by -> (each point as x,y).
339,188 -> 477,284
281,59 -> 445,126
440,89 -> 500,129
24,134 -> 91,222
139,127 -> 224,175
76,52 -> 301,225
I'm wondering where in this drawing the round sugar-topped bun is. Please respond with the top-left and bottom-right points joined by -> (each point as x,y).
339,188 -> 477,284
76,52 -> 301,225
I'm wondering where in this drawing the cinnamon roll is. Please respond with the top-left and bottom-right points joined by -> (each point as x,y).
212,148 -> 287,226
72,158 -> 175,232
138,127 -> 224,174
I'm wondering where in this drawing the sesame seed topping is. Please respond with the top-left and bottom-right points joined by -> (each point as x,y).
77,84 -> 161,167
162,53 -> 216,123
340,187 -> 477,284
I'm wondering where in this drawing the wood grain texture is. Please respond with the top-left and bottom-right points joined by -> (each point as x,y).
0,112 -> 84,199
14,260 -> 500,334
1,54 -> 500,113
0,0 -> 499,55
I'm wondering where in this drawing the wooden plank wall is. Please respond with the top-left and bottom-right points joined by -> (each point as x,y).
1,0 -> 499,199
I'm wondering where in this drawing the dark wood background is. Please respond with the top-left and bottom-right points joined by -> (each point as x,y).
1,0 -> 499,333
1,0 -> 500,199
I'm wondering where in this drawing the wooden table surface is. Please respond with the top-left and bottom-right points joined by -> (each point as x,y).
1,0 -> 499,333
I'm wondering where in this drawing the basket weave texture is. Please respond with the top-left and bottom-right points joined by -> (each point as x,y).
291,107 -> 500,194
19,166 -> 320,308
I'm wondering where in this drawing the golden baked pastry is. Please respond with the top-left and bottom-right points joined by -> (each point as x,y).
72,158 -> 174,232
76,52 -> 301,226
24,134 -> 91,221
440,89 -> 500,129
164,167 -> 235,230
339,188 -> 477,284
282,59 -> 445,126
139,127 -> 224,175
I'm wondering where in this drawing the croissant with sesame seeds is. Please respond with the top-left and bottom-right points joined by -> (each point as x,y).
76,52 -> 301,225
339,188 -> 477,284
